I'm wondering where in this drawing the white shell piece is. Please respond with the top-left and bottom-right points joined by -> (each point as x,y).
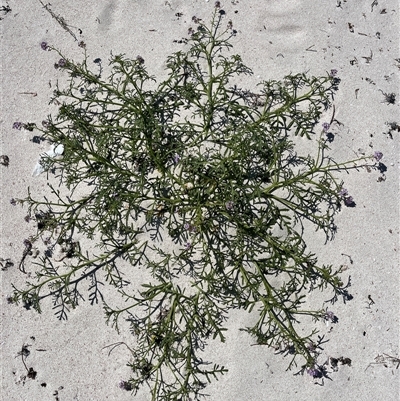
53,144 -> 64,156
32,144 -> 64,176
32,161 -> 45,177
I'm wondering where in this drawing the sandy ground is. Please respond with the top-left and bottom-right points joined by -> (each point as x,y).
1,1 -> 399,400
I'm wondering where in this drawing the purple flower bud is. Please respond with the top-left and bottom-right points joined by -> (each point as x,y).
324,310 -> 337,323
184,242 -> 192,249
40,41 -> 49,51
173,153 -> 181,164
329,69 -> 338,77
306,367 -> 323,379
343,196 -> 354,206
225,200 -> 234,211
322,122 -> 330,132
184,223 -> 197,233
338,188 -> 355,207
306,342 -> 317,352
12,122 -> 23,130
10,198 -> 17,206
23,239 -> 32,249
58,58 -> 66,68
373,151 -> 383,162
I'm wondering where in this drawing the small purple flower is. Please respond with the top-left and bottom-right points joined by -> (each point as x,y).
343,196 -> 355,206
373,151 -> 383,162
184,242 -> 192,250
322,122 -> 330,132
10,198 -> 17,206
324,310 -> 337,323
338,188 -> 355,207
40,41 -> 49,51
23,239 -> 32,250
325,310 -> 335,320
306,342 -> 317,352
225,200 -> 234,211
136,55 -> 144,65
42,120 -> 49,128
306,367 -> 323,379
329,69 -> 338,77
12,122 -> 23,130
184,223 -> 197,233
192,16 -> 201,24
119,380 -> 133,391
183,223 -> 197,232
173,153 -> 181,164
58,58 -> 66,68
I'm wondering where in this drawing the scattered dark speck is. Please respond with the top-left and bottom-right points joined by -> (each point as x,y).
0,155 -> 10,166
380,90 -> 396,104
377,162 -> 387,173
27,367 -> 37,379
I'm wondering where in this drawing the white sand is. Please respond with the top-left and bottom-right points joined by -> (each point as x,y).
1,1 -> 399,400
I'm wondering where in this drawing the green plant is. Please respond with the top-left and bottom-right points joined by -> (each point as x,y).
12,8 -> 381,400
